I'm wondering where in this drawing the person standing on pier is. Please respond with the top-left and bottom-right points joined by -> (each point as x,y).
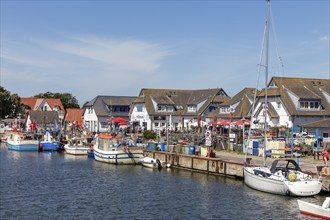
322,148 -> 329,166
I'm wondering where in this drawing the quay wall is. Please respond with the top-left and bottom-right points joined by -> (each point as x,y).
143,150 -> 330,192
144,151 -> 243,178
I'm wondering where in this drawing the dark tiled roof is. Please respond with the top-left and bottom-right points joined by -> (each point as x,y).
28,111 -> 59,124
300,118 -> 330,128
219,88 -> 259,120
135,88 -> 228,117
84,95 -> 137,117
258,77 -> 330,117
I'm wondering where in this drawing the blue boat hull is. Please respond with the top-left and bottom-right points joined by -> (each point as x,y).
7,143 -> 39,151
40,141 -> 61,151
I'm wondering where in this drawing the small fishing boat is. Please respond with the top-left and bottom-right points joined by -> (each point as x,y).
298,197 -> 330,219
39,131 -> 62,151
141,157 -> 170,169
64,137 -> 90,155
7,133 -> 39,151
93,133 -> 144,165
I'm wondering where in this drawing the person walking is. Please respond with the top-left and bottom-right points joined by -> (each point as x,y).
322,148 -> 329,166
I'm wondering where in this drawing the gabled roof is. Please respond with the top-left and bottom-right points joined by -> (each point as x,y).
84,95 -> 137,117
20,97 -> 65,112
46,98 -> 65,112
219,88 -> 259,120
20,97 -> 38,110
135,88 -> 228,116
65,108 -> 83,125
259,77 -> 330,117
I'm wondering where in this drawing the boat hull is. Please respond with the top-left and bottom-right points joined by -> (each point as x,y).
93,148 -> 144,165
40,141 -> 61,151
64,144 -> 89,155
244,167 -> 322,196
7,139 -> 39,151
298,199 -> 330,219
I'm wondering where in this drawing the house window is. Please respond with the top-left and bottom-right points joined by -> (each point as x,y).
136,104 -> 143,112
155,122 -> 159,127
187,105 -> 197,113
157,105 -> 166,112
161,123 -> 166,127
209,106 -> 215,112
88,108 -> 93,114
299,101 -> 320,110
277,102 -> 281,109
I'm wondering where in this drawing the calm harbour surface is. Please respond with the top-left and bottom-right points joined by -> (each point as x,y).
0,143 -> 327,220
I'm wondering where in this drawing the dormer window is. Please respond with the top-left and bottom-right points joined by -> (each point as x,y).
157,105 -> 174,112
299,100 -> 320,110
187,105 -> 197,113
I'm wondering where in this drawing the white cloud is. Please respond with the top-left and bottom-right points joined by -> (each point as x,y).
320,35 -> 329,41
1,34 -> 171,105
38,35 -> 170,72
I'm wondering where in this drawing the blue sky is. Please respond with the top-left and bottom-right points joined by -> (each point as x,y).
1,0 -> 329,106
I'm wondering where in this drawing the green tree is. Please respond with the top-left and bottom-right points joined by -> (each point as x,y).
35,92 -> 80,109
0,86 -> 21,119
143,130 -> 157,140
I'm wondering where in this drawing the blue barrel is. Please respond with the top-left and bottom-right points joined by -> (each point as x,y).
253,141 -> 259,148
253,148 -> 259,156
188,146 -> 196,155
160,143 -> 166,151
147,142 -> 153,150
265,150 -> 272,157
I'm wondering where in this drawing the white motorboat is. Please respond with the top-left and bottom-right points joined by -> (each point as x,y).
298,197 -> 330,219
244,159 -> 322,196
93,133 -> 144,165
64,137 -> 90,155
141,157 -> 170,169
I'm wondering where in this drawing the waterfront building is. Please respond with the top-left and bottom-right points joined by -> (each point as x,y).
250,77 -> 330,138
129,88 -> 230,132
83,96 -> 136,133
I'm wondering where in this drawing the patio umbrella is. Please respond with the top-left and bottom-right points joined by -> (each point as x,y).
216,119 -> 231,126
231,119 -> 250,126
106,117 -> 127,123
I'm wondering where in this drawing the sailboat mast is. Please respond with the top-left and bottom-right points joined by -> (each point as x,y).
263,0 -> 270,164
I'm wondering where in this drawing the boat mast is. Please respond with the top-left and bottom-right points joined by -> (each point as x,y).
263,0 -> 270,166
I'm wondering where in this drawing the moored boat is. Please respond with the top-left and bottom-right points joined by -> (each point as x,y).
244,159 -> 322,196
39,131 -> 62,151
93,133 -> 144,165
298,197 -> 330,219
141,157 -> 170,169
7,133 -> 39,151
64,137 -> 90,155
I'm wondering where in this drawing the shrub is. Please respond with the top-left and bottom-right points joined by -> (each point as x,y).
143,130 -> 157,140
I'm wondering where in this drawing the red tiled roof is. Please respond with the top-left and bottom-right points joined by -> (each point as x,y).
20,97 -> 38,109
46,98 -> 65,112
65,108 -> 83,125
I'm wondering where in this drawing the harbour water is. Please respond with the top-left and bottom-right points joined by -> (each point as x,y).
0,143 -> 326,220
